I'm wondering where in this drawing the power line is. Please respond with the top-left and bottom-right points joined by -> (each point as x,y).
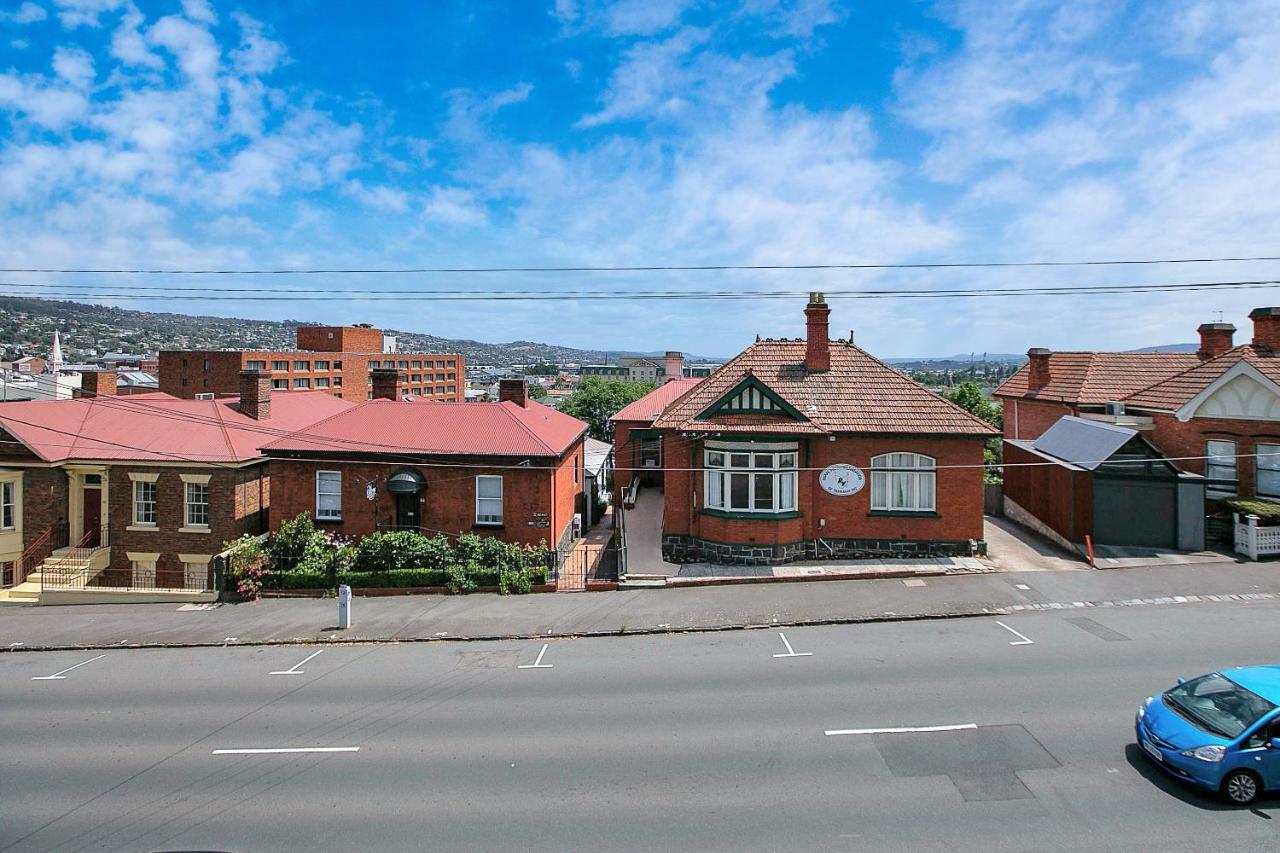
4,253 -> 1280,275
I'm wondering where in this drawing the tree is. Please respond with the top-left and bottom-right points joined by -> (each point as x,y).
527,382 -> 548,400
560,378 -> 658,442
527,362 -> 559,375
946,380 -> 1004,483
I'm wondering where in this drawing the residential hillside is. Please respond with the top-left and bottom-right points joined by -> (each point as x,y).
0,297 -> 718,366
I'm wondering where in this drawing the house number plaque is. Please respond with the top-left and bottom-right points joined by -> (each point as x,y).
819,464 -> 865,496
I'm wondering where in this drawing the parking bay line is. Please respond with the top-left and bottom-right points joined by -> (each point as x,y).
773,632 -> 813,658
212,747 -> 360,755
825,724 -> 978,736
270,649 -> 324,675
995,621 -> 1035,646
32,654 -> 106,681
517,643 -> 553,669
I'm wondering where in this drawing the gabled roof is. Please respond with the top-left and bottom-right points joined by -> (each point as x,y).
610,378 -> 702,424
1031,416 -> 1137,471
651,339 -> 997,436
0,391 -> 351,464
994,352 -> 1201,404
263,399 -> 588,457
1123,346 -> 1280,411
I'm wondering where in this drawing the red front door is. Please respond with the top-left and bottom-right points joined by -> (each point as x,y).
82,486 -> 102,546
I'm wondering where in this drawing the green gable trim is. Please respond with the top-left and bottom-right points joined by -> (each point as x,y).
695,375 -> 808,422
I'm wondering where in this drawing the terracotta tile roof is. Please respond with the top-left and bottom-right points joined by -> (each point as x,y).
650,339 -> 997,436
994,352 -> 1201,404
610,378 -> 703,424
1123,346 -> 1280,410
0,391 -> 351,464
263,398 -> 588,457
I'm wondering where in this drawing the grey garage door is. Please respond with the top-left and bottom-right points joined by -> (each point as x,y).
1093,478 -> 1177,548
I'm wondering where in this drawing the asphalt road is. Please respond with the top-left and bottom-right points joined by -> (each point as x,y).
4,599 -> 1280,852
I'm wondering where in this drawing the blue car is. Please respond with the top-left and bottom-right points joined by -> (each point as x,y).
1136,666 -> 1280,805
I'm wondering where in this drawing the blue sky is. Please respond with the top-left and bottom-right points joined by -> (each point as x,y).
3,1 -> 1280,358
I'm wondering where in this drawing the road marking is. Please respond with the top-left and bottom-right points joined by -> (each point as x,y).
31,654 -> 106,681
825,723 -> 978,736
517,643 -> 553,669
902,578 -> 927,588
1014,583 -> 1031,590
773,632 -> 813,658
212,747 -> 359,755
270,649 -> 323,675
995,621 -> 1035,646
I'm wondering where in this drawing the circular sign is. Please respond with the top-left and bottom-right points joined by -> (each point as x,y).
365,482 -> 377,501
819,464 -> 865,496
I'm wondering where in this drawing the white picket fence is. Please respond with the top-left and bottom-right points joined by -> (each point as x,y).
1234,513 -> 1280,560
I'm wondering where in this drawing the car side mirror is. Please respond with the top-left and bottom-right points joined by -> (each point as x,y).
1176,678 -> 1186,685
1270,737 -> 1280,750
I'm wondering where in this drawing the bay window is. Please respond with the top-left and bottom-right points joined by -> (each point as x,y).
703,443 -> 797,514
871,453 -> 936,512
1258,444 -> 1280,499
1205,440 -> 1237,497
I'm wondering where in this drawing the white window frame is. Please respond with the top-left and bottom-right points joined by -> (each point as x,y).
316,471 -> 343,521
870,453 -> 937,513
1206,439 -> 1238,498
1258,444 -> 1280,499
0,481 -> 14,530
476,475 -> 503,525
184,482 -> 210,528
132,480 -> 157,526
702,441 -> 798,514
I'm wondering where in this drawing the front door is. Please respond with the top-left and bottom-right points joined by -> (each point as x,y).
395,492 -> 419,530
82,483 -> 102,546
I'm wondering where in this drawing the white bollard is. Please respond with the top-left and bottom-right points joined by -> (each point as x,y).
337,584 -> 352,630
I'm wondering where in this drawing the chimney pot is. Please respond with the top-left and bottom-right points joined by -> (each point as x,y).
663,351 -> 684,383
238,369 -> 271,420
371,367 -> 404,401
1197,322 -> 1236,360
499,377 -> 528,407
804,293 -> 831,372
1250,307 -> 1280,352
1026,348 -> 1052,391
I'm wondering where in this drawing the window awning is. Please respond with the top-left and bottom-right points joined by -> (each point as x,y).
387,468 -> 427,494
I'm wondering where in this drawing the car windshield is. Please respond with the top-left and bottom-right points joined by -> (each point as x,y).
1163,673 -> 1277,739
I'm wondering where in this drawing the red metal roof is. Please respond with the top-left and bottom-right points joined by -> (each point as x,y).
651,339 -> 997,435
0,391 -> 351,464
263,398 -> 588,457
610,379 -> 703,424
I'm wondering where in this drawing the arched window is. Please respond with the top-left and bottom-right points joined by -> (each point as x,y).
870,453 -> 936,512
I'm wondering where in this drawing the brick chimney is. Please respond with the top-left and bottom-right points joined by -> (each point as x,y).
663,351 -> 684,383
1250,307 -> 1280,353
1197,322 -> 1235,360
499,377 -> 528,407
804,292 -> 831,373
77,369 -> 117,398
1026,348 -> 1052,391
238,369 -> 271,420
371,368 -> 403,401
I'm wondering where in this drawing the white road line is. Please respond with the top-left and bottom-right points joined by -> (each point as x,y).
31,654 -> 106,681
825,723 -> 978,736
270,649 -> 324,675
211,747 -> 360,755
517,643 -> 553,669
773,632 -> 813,658
996,620 -> 1035,646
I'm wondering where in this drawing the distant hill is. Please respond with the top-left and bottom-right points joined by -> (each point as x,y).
1127,343 -> 1198,353
0,296 -> 721,367
883,353 -> 1027,368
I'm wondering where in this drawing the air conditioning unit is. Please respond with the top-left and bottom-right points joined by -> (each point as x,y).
1105,401 -> 1125,415
195,392 -> 215,400
572,513 -> 583,539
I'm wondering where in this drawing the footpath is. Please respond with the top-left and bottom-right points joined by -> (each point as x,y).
1,558 -> 1277,652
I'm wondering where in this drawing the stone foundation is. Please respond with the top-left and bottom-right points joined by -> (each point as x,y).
662,535 -> 985,566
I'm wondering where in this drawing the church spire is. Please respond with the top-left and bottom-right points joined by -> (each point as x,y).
50,329 -> 63,373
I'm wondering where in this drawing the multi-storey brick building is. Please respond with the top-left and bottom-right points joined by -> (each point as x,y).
159,325 -> 464,403
613,294 -> 996,566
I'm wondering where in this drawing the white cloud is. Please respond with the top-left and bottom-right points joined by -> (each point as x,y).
181,0 -> 216,25
0,72 -> 89,129
52,46 -> 96,88
52,0 -> 127,28
231,12 -> 286,75
110,8 -> 162,68
422,186 -> 488,226
2,2 -> 48,24
147,14 -> 221,95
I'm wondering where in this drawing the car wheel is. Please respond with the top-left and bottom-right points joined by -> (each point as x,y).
1222,769 -> 1262,806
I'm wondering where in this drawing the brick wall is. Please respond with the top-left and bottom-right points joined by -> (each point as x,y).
660,432 -> 987,563
1148,412 -> 1280,498
1002,442 -> 1091,544
1001,398 -> 1077,440
268,451 -> 581,550
296,326 -> 383,353
19,467 -> 69,549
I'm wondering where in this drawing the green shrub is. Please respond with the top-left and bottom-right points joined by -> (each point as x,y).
1221,498 -> 1280,523
337,568 -> 447,588
445,562 -> 480,594
266,569 -> 329,590
353,530 -> 454,572
270,512 -> 319,568
499,563 -> 534,595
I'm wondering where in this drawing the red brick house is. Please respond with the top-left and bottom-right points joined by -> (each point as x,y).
611,377 -> 701,501
620,294 -> 997,565
997,308 -> 1280,505
0,371 -> 349,594
261,379 -> 589,554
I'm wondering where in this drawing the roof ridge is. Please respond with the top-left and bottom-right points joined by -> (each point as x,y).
1123,347 -> 1244,402
211,398 -> 236,459
261,398 -> 379,450
500,400 -> 556,455
846,342 -> 997,433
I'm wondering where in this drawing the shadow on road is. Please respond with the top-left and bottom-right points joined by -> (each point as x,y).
1124,743 -> 1279,814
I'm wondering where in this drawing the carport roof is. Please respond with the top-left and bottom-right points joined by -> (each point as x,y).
1030,416 -> 1137,471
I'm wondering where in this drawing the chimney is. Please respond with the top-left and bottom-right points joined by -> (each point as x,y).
77,369 -> 117,399
804,292 -> 831,372
1250,307 -> 1280,352
1026,348 -> 1052,391
238,369 -> 271,420
499,377 -> 528,407
663,351 -> 684,383
371,368 -> 403,401
1197,322 -> 1235,360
